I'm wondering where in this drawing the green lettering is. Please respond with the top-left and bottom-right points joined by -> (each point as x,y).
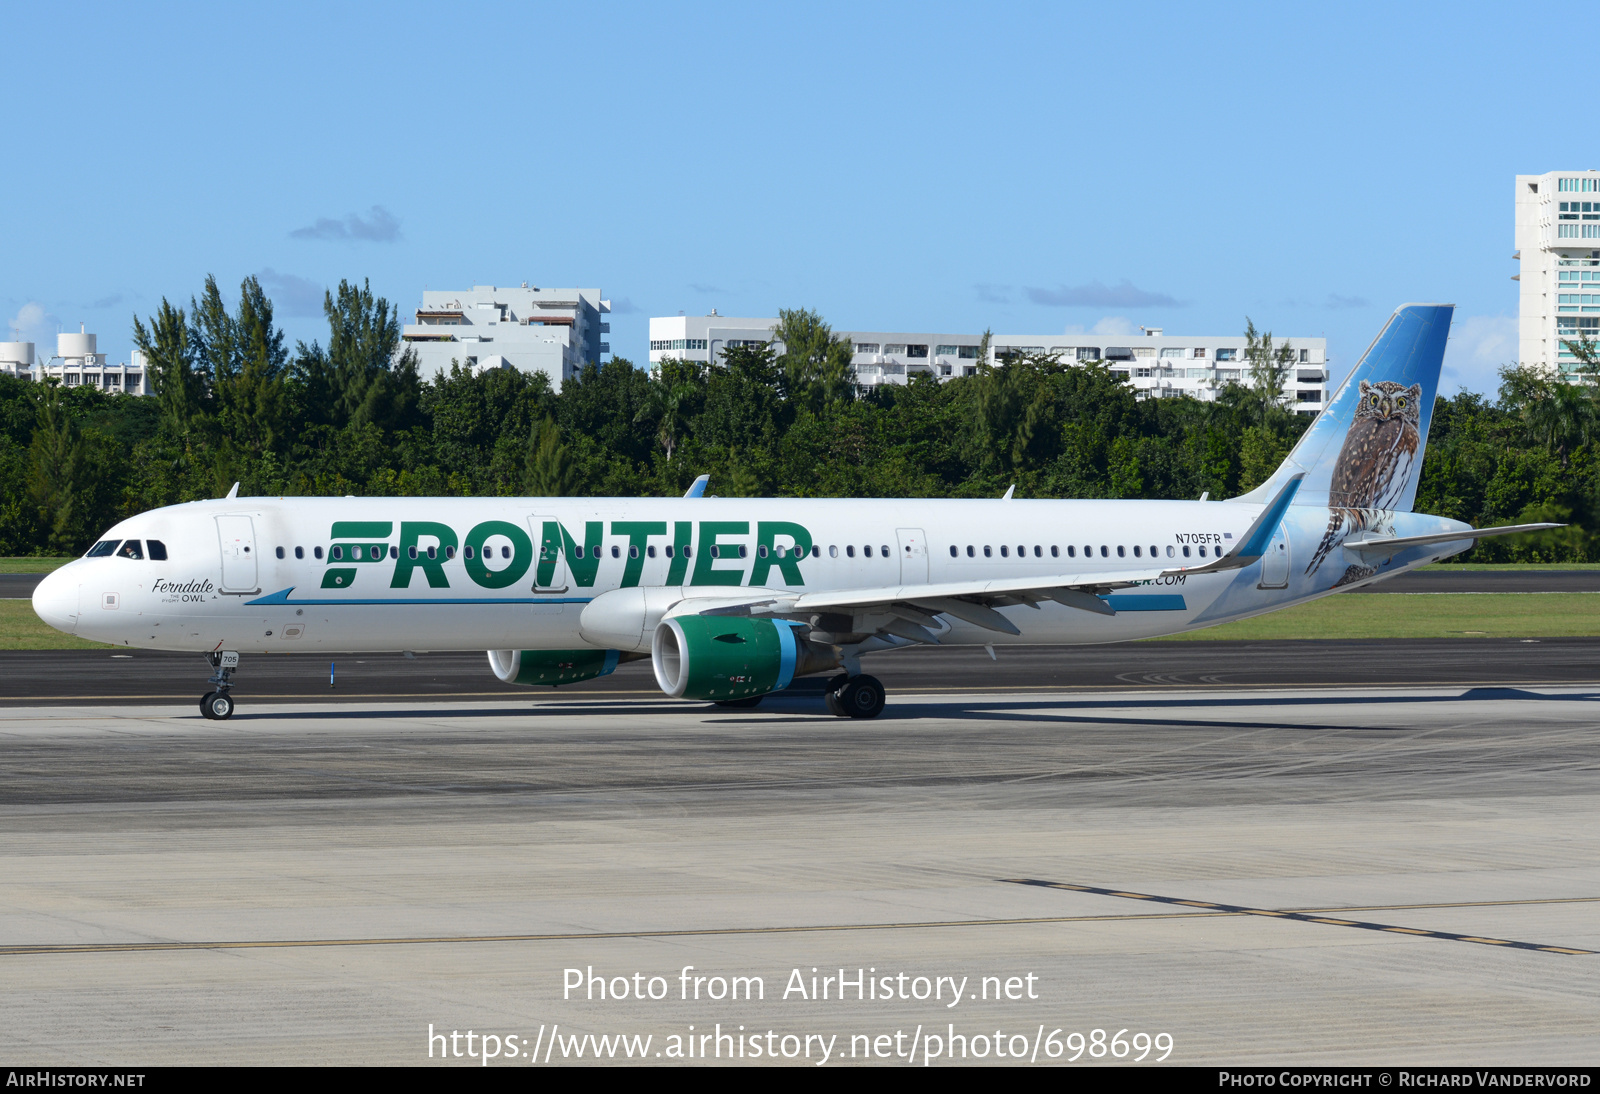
665,520 -> 693,585
612,521 -> 667,588
391,521 -> 458,589
692,521 -> 748,587
557,521 -> 604,588
464,521 -> 533,589
749,521 -> 813,586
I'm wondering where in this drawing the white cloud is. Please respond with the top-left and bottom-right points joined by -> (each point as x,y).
7,302 -> 62,347
1442,314 -> 1517,397
1059,316 -> 1138,336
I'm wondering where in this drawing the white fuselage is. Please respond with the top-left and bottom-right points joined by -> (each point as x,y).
31,495 -> 1464,656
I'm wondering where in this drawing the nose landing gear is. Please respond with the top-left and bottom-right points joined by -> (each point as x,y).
199,651 -> 239,720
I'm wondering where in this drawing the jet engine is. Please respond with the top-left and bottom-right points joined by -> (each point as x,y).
651,615 -> 837,701
488,648 -> 627,687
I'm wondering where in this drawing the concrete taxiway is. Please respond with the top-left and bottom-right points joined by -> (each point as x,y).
1,685 -> 1597,1065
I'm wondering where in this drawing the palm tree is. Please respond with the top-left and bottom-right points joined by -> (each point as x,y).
634,376 -> 697,462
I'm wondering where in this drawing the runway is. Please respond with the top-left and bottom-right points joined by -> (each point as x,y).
1,685 -> 1597,1064
0,637 -> 1595,706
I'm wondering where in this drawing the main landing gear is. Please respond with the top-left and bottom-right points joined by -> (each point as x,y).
824,673 -> 886,720
199,651 -> 239,720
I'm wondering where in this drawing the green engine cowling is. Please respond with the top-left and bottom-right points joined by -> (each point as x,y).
488,648 -> 620,687
651,615 -> 835,701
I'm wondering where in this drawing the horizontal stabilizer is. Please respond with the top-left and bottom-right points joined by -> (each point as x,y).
1342,523 -> 1563,557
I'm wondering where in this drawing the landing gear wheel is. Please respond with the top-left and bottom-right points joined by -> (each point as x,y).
715,695 -> 764,708
202,691 -> 235,720
838,674 -> 886,720
824,673 -> 850,717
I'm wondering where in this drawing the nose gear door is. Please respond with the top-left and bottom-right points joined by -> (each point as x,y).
215,515 -> 258,592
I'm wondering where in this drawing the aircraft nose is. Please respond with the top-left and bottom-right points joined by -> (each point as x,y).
32,568 -> 80,635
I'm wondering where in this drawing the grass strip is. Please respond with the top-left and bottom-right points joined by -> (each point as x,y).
3,591 -> 1599,650
0,557 -> 74,574
1164,591 -> 1600,641
0,600 -> 116,649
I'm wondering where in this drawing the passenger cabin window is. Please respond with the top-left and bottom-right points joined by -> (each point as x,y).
863,545 -> 872,558
949,545 -> 958,557
87,540 -> 119,557
1117,546 -> 1126,558
829,545 -> 838,558
1067,546 -> 1076,557
881,545 -> 889,557
1133,546 -> 1142,557
967,545 -> 975,557
147,540 -> 168,561
1166,546 -> 1174,557
116,540 -> 143,560
1182,546 -> 1192,557
1199,545 -> 1207,557
275,546 -> 285,559
811,546 -> 820,558
984,546 -> 992,557
446,546 -> 456,560
647,545 -> 657,558
1100,546 -> 1108,557
332,546 -> 343,560
846,546 -> 855,558
390,545 -> 398,559
315,546 -> 324,559
294,546 -> 303,560
1001,546 -> 1009,557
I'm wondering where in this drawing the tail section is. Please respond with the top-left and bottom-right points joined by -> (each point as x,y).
1234,304 -> 1453,574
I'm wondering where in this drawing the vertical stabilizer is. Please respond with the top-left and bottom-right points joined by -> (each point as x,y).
1235,303 -> 1453,515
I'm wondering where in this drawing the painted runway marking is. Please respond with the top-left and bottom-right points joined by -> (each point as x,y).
1005,879 -> 1596,955
2,896 -> 1596,959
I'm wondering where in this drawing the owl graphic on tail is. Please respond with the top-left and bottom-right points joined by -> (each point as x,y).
1304,379 -> 1423,577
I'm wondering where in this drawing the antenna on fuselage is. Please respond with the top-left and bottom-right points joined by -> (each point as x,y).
224,482 -> 239,500
1001,484 -> 1015,500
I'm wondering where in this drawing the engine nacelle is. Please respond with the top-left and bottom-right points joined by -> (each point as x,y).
651,615 -> 837,701
488,648 -> 621,687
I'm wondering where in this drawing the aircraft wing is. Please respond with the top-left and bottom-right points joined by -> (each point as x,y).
694,566 -> 1176,641
687,474 -> 1309,644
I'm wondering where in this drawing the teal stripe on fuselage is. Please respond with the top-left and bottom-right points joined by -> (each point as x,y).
1101,594 -> 1187,611
245,587 -> 592,607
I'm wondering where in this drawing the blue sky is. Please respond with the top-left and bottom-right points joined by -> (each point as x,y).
2,2 -> 1554,395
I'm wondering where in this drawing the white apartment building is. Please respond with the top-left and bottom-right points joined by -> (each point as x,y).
0,327 -> 150,394
1515,170 -> 1600,375
648,313 -> 1328,413
401,283 -> 610,390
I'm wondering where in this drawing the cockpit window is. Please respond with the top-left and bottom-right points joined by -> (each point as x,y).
115,540 -> 144,560
147,540 -> 168,561
86,540 -> 119,558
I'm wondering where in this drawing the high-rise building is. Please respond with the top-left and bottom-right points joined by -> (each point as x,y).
1515,170 -> 1600,375
400,284 -> 609,390
648,313 -> 1328,413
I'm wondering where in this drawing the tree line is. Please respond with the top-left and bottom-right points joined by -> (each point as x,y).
0,275 -> 1593,561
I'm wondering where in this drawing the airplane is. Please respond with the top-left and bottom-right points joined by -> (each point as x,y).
31,303 -> 1556,720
